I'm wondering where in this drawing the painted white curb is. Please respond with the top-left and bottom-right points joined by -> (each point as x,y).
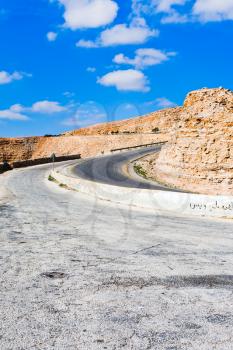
51,169 -> 233,219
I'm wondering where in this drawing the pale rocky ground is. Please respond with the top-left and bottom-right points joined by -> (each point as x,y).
1,162 -> 233,349
137,88 -> 233,195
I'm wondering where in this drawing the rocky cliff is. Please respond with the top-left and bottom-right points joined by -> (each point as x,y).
153,88 -> 233,195
0,137 -> 41,164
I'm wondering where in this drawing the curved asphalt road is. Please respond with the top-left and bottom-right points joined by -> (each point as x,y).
72,145 -> 176,191
1,156 -> 233,348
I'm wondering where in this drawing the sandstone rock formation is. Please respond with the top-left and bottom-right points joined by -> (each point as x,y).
151,88 -> 233,195
0,137 -> 40,164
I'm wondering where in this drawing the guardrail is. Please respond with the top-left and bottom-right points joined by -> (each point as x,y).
110,141 -> 167,153
12,154 -> 81,169
0,162 -> 12,174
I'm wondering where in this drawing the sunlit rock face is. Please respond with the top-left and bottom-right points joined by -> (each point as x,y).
155,88 -> 233,195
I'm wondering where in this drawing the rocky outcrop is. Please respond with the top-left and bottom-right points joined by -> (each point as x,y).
154,88 -> 233,195
0,137 -> 41,164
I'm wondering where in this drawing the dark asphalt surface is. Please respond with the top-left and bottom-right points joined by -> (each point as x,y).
72,145 -> 176,191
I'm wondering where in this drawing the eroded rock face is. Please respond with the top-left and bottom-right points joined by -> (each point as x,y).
155,88 -> 233,195
0,137 -> 40,163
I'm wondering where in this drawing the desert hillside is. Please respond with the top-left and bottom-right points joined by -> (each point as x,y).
136,87 -> 233,195
0,105 -> 178,164
65,107 -> 182,136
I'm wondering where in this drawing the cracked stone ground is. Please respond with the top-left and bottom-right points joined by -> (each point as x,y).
1,163 -> 233,349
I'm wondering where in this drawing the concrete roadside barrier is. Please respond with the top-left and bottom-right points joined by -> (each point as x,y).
12,154 -> 81,169
51,168 -> 233,219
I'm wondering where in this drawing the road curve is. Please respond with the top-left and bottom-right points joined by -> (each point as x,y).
1,160 -> 233,348
72,145 -> 176,191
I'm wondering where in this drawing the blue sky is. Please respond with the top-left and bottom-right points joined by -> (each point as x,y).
0,0 -> 232,137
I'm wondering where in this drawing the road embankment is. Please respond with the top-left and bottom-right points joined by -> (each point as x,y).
51,157 -> 233,220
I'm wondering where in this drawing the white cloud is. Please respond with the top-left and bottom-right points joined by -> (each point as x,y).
63,101 -> 107,127
132,0 -> 187,16
87,67 -> 96,72
153,97 -> 177,108
161,11 -> 188,23
10,104 -> 25,113
0,100 -> 67,122
76,39 -> 99,48
100,18 -> 158,46
113,48 -> 176,69
132,0 -> 233,23
193,0 -> 233,22
31,100 -> 66,114
0,71 -> 29,85
154,0 -> 187,13
63,91 -> 75,98
0,107 -> 29,121
143,97 -> 177,111
153,0 -> 189,23
132,0 -> 150,17
98,69 -> 150,92
58,0 -> 118,30
47,31 -> 58,41
76,18 -> 158,48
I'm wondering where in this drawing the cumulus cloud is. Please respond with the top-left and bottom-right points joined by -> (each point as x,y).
47,31 -> 58,41
113,48 -> 176,69
87,67 -> 96,72
154,0 -> 187,13
10,104 -> 25,113
142,97 -> 177,114
0,71 -> 29,85
193,0 -> 233,22
76,39 -> 99,48
100,18 -> 158,46
152,97 -> 177,108
63,91 -> 75,98
58,0 -> 118,30
0,105 -> 29,121
31,100 -> 66,114
161,11 -> 188,23
154,0 -> 189,23
132,0 -> 187,17
98,69 -> 150,92
0,100 -> 67,122
132,0 -> 233,23
76,18 -> 158,48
